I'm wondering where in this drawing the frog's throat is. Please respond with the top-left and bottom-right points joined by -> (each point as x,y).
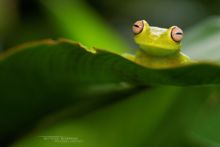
139,45 -> 180,56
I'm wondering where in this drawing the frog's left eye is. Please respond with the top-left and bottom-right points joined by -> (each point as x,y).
171,26 -> 183,42
132,20 -> 144,35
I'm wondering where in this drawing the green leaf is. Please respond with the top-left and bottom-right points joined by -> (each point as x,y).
0,40 -> 138,146
39,0 -> 130,54
11,86 -> 215,147
190,87 -> 220,145
1,39 -> 220,145
3,16 -> 220,145
1,39 -> 220,87
11,87 -> 177,147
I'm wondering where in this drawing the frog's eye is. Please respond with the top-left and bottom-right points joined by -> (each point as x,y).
171,26 -> 183,42
132,20 -> 144,35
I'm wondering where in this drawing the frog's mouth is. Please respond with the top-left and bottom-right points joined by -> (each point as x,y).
139,44 -> 180,56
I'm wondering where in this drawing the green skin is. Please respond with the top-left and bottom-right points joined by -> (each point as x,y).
131,20 -> 191,68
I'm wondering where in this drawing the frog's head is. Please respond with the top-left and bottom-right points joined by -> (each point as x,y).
132,20 -> 183,56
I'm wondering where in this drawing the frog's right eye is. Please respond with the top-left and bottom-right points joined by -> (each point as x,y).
132,20 -> 144,35
171,26 -> 183,42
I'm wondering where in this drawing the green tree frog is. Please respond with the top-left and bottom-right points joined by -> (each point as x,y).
126,20 -> 191,68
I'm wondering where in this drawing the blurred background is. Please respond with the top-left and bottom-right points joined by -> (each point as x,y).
1,0 -> 220,51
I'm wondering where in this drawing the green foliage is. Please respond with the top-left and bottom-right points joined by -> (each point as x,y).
0,33 -> 219,146
40,0 -> 130,54
1,1 -> 220,147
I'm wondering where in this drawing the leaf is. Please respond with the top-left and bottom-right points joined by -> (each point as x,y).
1,39 -> 220,87
11,86 -> 215,147
1,38 -> 220,145
39,0 -> 130,54
12,87 -> 180,147
190,88 -> 220,145
3,16 -> 220,144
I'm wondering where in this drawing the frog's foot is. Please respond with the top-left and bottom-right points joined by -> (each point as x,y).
122,53 -> 136,62
180,52 -> 193,64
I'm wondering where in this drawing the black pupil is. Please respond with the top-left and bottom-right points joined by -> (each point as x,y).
176,32 -> 183,35
134,24 -> 140,28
